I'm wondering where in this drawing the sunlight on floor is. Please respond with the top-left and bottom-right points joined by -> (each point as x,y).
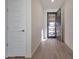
41,29 -> 47,41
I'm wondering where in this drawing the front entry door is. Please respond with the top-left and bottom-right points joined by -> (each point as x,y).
7,0 -> 27,57
47,12 -> 56,38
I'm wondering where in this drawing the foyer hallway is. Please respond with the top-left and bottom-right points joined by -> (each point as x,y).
7,39 -> 73,59
30,39 -> 73,59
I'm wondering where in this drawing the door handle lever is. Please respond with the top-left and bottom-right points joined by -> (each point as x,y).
17,29 -> 25,32
21,29 -> 24,32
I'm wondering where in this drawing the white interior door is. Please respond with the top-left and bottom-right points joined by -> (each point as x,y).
7,0 -> 27,57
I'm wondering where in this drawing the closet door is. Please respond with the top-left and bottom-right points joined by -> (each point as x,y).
7,0 -> 27,57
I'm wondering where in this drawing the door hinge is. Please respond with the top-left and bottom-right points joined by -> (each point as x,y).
6,43 -> 8,47
7,25 -> 8,30
7,8 -> 8,12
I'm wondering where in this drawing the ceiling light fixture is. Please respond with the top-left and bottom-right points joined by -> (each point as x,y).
51,0 -> 54,2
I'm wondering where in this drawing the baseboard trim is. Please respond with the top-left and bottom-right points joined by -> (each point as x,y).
32,41 -> 41,57
64,42 -> 73,53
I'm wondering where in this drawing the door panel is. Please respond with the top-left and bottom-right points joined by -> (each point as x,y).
56,8 -> 61,41
7,0 -> 26,57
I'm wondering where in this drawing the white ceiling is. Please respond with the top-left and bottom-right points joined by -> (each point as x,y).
40,0 -> 65,10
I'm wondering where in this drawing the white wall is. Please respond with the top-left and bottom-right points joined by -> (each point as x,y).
63,0 -> 73,50
31,0 -> 43,56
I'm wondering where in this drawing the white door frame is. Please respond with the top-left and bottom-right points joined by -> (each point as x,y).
5,0 -> 8,58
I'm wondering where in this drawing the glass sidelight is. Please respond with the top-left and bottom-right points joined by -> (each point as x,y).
48,22 -> 55,37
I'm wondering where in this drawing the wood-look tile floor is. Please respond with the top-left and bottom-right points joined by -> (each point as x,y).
7,39 -> 73,59
31,39 -> 73,59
